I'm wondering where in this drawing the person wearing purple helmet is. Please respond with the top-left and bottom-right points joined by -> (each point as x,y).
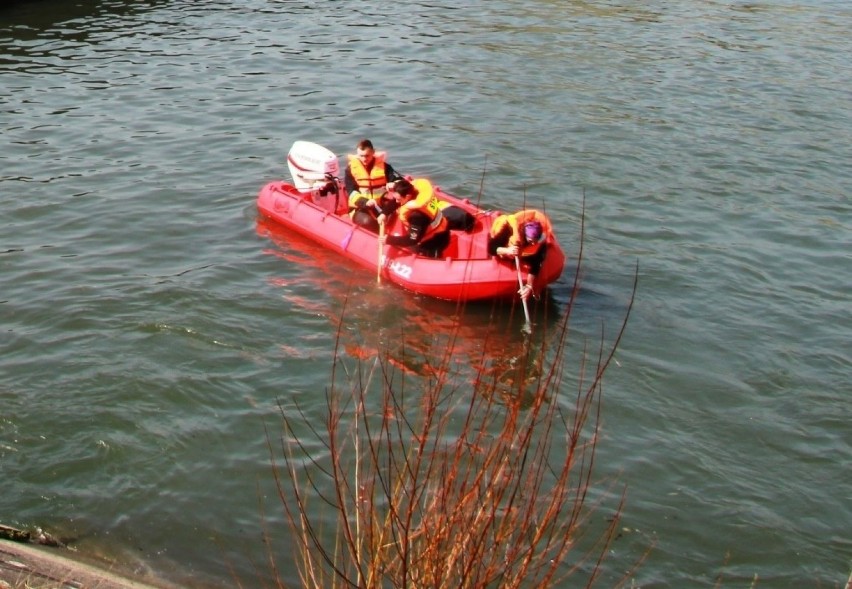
488,209 -> 552,300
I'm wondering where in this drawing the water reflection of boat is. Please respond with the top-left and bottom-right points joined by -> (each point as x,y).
256,216 -> 563,399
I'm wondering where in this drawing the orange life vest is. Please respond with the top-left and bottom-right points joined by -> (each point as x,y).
347,151 -> 388,196
399,179 -> 448,241
490,209 -> 551,258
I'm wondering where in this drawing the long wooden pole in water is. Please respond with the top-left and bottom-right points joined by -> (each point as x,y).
377,221 -> 385,284
515,256 -> 531,328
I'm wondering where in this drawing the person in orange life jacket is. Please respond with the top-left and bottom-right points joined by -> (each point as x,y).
379,178 -> 451,258
487,209 -> 552,300
344,138 -> 403,232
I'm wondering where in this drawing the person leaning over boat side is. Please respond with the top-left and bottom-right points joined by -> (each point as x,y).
344,138 -> 403,232
379,178 -> 451,258
488,209 -> 552,301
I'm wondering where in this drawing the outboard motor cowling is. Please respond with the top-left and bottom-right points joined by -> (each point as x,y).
287,141 -> 340,193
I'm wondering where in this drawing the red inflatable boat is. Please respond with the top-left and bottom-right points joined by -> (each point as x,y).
256,142 -> 565,302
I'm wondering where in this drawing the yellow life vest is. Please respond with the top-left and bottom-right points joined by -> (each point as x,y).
490,209 -> 551,258
399,179 -> 448,240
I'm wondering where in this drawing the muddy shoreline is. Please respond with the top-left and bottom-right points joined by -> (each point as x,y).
0,537 -> 176,589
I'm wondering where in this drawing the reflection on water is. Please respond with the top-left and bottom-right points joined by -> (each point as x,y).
257,216 -> 567,405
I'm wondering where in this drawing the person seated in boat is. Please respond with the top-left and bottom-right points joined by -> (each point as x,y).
488,209 -> 552,300
379,178 -> 451,258
345,138 -> 403,230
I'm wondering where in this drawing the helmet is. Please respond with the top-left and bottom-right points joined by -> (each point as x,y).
523,221 -> 544,243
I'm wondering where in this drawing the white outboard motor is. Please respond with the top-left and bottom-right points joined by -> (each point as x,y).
287,140 -> 340,193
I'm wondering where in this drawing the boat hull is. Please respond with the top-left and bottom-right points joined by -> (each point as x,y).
256,181 -> 565,302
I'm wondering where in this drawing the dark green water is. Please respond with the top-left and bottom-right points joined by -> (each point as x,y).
2,0 -> 849,587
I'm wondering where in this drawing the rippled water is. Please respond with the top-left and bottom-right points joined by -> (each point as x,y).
2,0 -> 850,587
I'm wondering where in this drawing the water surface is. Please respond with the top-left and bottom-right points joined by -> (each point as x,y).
1,0 -> 850,587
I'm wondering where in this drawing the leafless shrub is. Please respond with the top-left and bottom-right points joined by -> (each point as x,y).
265,217 -> 639,589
